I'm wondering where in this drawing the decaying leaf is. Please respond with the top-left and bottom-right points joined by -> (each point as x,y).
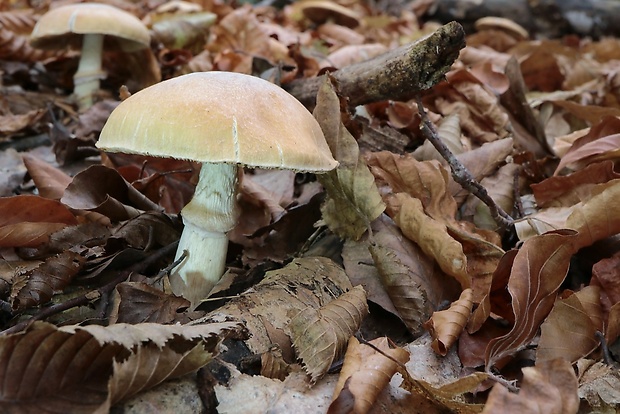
482,359 -> 579,414
368,217 -> 440,334
329,336 -> 409,414
425,288 -> 474,356
191,257 -> 354,360
399,365 -> 488,413
485,230 -> 578,370
290,285 -> 368,382
0,320 -> 246,412
314,78 -> 385,240
577,359 -> 620,412
113,282 -> 190,324
10,250 -> 86,310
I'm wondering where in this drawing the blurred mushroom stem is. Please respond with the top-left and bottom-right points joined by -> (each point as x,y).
170,162 -> 240,308
74,33 -> 106,110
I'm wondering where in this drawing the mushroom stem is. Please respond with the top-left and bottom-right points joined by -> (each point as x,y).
74,33 -> 106,110
170,162 -> 239,308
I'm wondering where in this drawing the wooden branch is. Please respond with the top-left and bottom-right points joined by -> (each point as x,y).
283,21 -> 466,108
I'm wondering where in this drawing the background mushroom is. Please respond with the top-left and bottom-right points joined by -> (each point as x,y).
30,3 -> 151,110
96,71 -> 338,308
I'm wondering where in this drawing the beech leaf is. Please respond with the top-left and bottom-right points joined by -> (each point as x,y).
289,285 -> 368,382
485,230 -> 578,370
329,336 -> 409,414
0,321 -> 245,412
314,78 -> 385,240
424,288 -> 474,356
10,250 -> 86,310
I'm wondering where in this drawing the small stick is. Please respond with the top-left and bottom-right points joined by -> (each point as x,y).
416,97 -> 514,229
1,241 -> 179,335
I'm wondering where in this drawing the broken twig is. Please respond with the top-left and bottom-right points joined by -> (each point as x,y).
416,97 -> 514,229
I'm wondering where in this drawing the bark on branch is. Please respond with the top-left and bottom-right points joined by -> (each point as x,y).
283,21 -> 466,109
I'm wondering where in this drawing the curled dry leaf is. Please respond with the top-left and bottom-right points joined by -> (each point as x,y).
21,153 -> 72,200
289,285 -> 368,382
0,320 -> 246,413
10,250 -> 86,311
536,287 -> 601,364
424,288 -> 474,356
482,359 -> 579,414
329,336 -> 409,414
485,230 -> 578,370
387,193 -> 470,288
314,78 -> 385,240
61,165 -> 161,222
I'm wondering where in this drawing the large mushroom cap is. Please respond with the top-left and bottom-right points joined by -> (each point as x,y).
97,71 -> 338,172
30,3 -> 150,52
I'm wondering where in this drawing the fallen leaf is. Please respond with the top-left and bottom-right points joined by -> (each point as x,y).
10,250 -> 86,310
290,285 -> 368,382
0,320 -> 245,412
485,230 -> 578,370
314,78 -> 385,240
424,288 -> 474,356
482,359 -> 579,414
330,336 -> 409,414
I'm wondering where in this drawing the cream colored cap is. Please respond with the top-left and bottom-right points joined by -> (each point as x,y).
30,3 -> 150,52
97,72 -> 338,172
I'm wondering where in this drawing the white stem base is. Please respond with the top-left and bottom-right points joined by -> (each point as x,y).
170,162 -> 239,309
74,33 -> 106,111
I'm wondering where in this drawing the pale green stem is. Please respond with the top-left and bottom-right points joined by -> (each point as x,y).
170,162 -> 239,309
74,33 -> 106,111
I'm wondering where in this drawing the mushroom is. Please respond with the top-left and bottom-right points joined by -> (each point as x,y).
96,71 -> 338,308
30,3 -> 151,110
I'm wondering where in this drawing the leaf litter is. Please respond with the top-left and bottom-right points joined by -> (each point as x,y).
0,1 -> 619,413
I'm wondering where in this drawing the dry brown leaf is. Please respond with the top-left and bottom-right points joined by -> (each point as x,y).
536,292 -> 600,364
290,285 -> 368,382
207,6 -> 273,73
367,151 -> 457,220
450,138 -> 514,205
10,250 -> 86,310
461,163 -> 519,230
113,282 -> 190,324
485,230 -> 578,370
314,78 -> 385,240
0,320 -> 245,412
482,359 -> 579,414
531,160 -> 620,208
565,179 -> 620,251
61,165 -> 161,222
368,230 -> 436,334
424,288 -> 474,356
413,113 -> 465,161
329,336 -> 409,414
387,193 -> 470,288
21,153 -> 72,200
0,195 -> 77,227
